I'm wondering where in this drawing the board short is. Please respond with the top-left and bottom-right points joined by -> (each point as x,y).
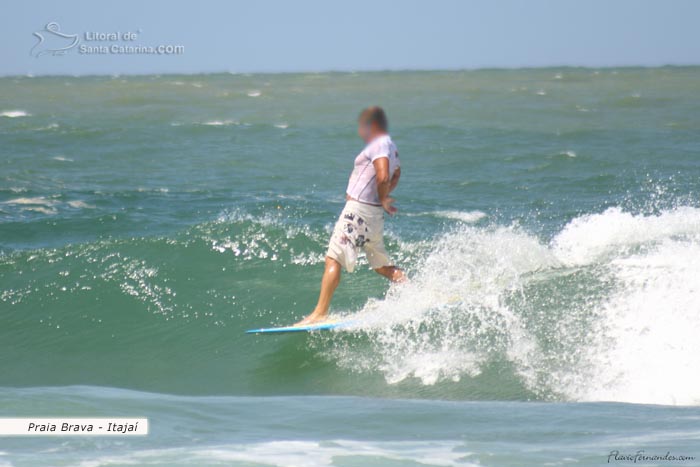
326,200 -> 391,272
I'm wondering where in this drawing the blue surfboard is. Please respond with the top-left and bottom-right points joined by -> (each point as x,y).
246,319 -> 355,334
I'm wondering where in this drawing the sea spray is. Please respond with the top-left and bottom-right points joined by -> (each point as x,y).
317,207 -> 700,405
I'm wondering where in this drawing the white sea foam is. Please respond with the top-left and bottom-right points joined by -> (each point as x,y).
543,207 -> 700,405
247,90 -> 261,97
75,440 -> 472,467
66,200 -> 95,209
52,155 -> 73,162
135,187 -> 169,193
1,196 -> 93,213
0,110 -> 30,118
574,240 -> 700,405
326,206 -> 700,405
433,210 -> 487,223
1,197 -> 56,206
408,210 -> 486,223
106,258 -> 174,318
20,206 -> 57,215
326,225 -> 556,386
201,119 -> 238,126
209,208 -> 324,264
551,206 -> 700,266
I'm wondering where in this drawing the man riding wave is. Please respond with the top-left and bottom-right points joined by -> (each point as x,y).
297,106 -> 405,325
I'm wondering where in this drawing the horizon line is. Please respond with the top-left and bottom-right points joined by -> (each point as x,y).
4,63 -> 700,79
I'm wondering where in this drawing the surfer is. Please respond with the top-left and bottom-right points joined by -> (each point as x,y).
297,107 -> 405,325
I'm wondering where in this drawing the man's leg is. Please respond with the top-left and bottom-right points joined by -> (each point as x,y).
366,237 -> 405,283
374,265 -> 406,282
296,256 -> 342,325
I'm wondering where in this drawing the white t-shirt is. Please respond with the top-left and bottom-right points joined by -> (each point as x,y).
345,134 -> 400,206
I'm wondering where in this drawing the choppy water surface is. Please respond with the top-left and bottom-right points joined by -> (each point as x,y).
1,68 -> 699,466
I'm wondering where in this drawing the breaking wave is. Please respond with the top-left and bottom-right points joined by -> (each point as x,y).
321,206 -> 700,405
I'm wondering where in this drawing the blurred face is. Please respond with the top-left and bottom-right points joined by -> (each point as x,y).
357,119 -> 374,142
357,119 -> 371,142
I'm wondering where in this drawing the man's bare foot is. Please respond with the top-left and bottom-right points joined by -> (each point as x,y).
294,312 -> 329,326
374,265 -> 406,283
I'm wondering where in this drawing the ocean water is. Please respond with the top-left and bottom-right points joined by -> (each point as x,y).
1,68 -> 700,466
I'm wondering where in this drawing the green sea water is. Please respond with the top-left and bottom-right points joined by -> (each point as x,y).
1,68 -> 700,466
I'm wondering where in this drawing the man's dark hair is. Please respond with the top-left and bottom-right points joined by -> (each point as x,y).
359,106 -> 388,131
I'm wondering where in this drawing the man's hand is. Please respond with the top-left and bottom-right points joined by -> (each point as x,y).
382,196 -> 398,216
373,157 -> 397,216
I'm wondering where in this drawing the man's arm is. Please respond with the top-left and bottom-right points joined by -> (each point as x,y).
389,166 -> 401,193
373,157 -> 397,215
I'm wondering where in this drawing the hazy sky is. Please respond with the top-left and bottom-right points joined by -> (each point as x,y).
2,0 -> 699,76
